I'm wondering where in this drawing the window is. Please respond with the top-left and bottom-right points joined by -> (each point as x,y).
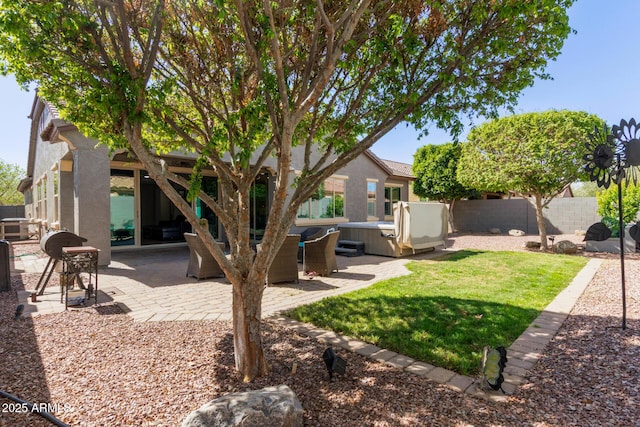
36,181 -> 42,219
110,169 -> 135,246
36,179 -> 47,220
42,177 -> 47,220
195,176 -> 219,239
53,171 -> 59,223
367,180 -> 376,217
384,186 -> 401,216
297,176 -> 346,220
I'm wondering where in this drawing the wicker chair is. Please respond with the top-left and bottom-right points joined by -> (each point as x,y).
184,232 -> 226,280
258,234 -> 300,285
303,230 -> 340,276
297,227 -> 324,262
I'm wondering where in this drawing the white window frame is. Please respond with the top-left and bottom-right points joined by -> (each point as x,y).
367,179 -> 378,220
384,184 -> 402,220
296,174 -> 349,225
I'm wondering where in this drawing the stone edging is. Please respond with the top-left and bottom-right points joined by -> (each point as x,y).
270,258 -> 603,403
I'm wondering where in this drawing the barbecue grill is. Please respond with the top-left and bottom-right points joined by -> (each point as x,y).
34,231 -> 87,295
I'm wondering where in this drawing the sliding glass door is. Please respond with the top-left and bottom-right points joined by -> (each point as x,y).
110,167 -> 269,247
110,169 -> 135,247
195,176 -> 219,239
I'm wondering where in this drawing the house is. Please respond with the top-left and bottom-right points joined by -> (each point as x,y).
18,95 -> 417,265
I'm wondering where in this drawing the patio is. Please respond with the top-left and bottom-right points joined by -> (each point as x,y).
14,244 -> 434,322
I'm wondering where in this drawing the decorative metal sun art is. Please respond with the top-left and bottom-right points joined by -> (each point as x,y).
583,118 -> 640,330
584,123 -> 616,188
584,118 -> 640,189
611,118 -> 640,184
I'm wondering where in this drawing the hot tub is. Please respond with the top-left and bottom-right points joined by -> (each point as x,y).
337,203 -> 448,257
336,222 -> 396,257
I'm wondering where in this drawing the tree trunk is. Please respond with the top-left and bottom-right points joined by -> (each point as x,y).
229,180 -> 270,382
447,199 -> 456,233
534,194 -> 548,251
232,274 -> 269,382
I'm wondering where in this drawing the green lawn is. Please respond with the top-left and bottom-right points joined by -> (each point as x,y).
286,250 -> 588,376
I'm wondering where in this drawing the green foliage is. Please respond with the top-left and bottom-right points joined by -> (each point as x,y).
0,159 -> 25,205
0,0 -> 577,171
457,110 -> 604,198
324,195 -> 344,218
288,250 -> 587,376
311,183 -> 325,201
0,0 -> 162,150
596,183 -> 640,236
572,181 -> 599,197
412,143 -> 479,202
457,110 -> 604,247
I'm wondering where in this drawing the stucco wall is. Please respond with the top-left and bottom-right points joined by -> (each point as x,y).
286,146 -> 412,225
67,132 -> 111,265
339,153 -> 388,222
29,101 -> 112,265
32,131 -> 71,226
453,197 -> 600,234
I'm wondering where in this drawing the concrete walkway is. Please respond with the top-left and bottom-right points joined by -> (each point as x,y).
11,245 -> 602,402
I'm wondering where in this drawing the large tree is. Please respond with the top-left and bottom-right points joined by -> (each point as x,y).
457,110 -> 603,250
0,159 -> 25,205
412,143 -> 478,231
0,0 -> 575,380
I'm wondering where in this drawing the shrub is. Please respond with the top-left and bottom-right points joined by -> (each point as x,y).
596,182 -> 640,236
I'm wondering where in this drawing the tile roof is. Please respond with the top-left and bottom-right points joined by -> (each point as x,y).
365,150 -> 415,179
381,158 -> 414,178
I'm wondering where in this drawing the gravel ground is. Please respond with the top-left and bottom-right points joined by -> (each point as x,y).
1,235 -> 639,426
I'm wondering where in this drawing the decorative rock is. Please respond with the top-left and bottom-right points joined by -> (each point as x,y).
524,241 -> 541,249
554,240 -> 578,254
508,229 -> 525,237
182,385 -> 303,427
489,228 -> 501,234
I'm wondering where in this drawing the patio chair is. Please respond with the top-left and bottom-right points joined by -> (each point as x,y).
184,232 -> 226,280
298,227 -> 324,262
257,234 -> 300,285
300,227 -> 324,242
303,230 -> 340,276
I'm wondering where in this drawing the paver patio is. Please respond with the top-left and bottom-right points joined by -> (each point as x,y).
14,245 -> 423,320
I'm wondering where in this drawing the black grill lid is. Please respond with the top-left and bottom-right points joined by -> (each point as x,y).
40,231 -> 87,260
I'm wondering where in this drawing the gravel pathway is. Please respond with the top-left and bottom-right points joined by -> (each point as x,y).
1,235 -> 638,426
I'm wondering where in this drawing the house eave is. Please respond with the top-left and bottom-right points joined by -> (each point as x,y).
17,177 -> 32,194
41,118 -> 77,143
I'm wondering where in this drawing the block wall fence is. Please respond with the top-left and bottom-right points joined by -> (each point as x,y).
452,197 -> 600,235
0,206 -> 25,219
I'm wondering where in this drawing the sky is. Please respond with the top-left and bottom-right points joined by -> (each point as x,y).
1,0 -> 639,171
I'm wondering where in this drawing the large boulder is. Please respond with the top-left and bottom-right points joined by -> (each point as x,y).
554,240 -> 578,254
182,385 -> 303,427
